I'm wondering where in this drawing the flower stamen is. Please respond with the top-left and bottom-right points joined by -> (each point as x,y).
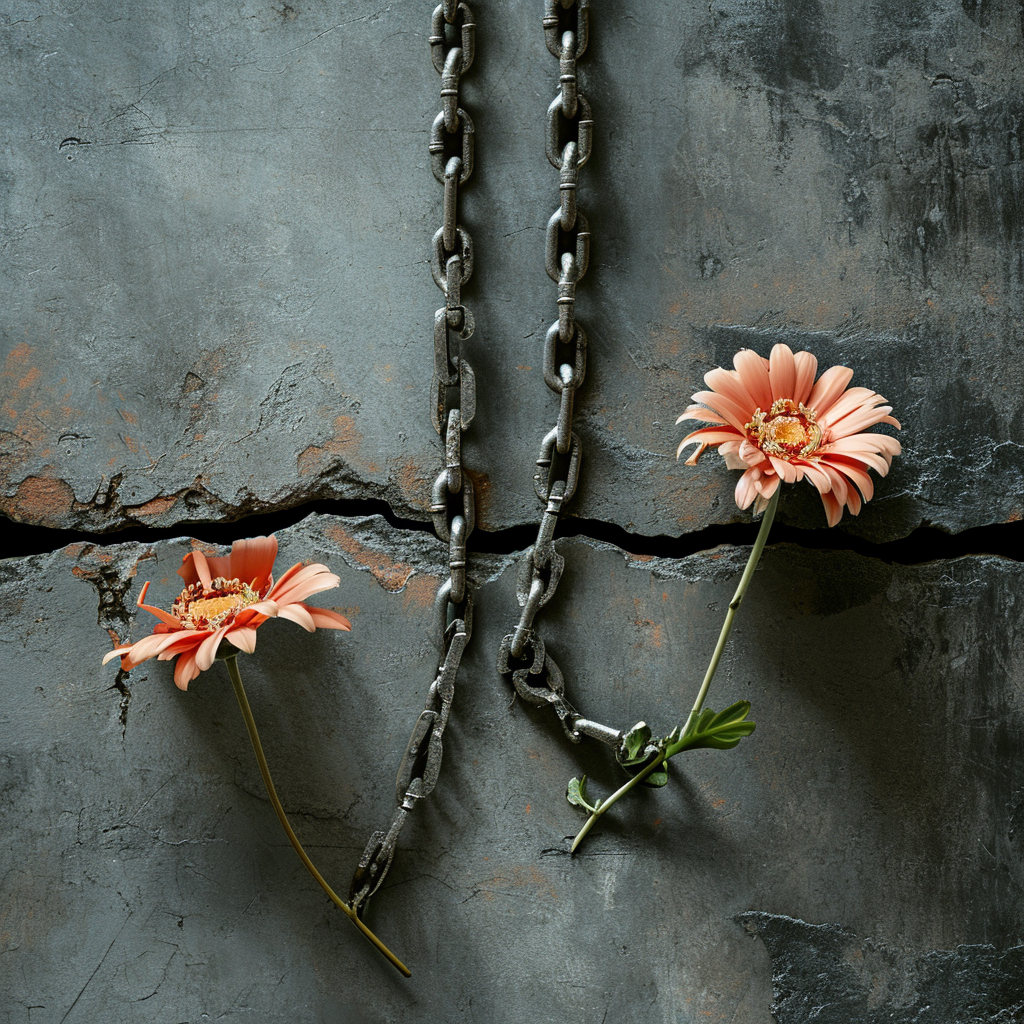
173,577 -> 261,630
746,399 -> 822,460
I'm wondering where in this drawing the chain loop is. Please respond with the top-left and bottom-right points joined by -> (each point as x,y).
430,109 -> 475,184
432,225 -> 474,294
546,209 -> 590,282
497,0 -> 625,759
352,0 -> 480,916
546,93 -> 593,169
544,0 -> 589,59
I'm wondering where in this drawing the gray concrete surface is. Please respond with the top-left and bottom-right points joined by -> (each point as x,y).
2,517 -> 1023,1021
2,1 -> 1024,1022
2,0 -> 1021,539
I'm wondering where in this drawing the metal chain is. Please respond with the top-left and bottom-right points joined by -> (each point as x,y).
349,0 -> 478,914
496,0 -> 630,756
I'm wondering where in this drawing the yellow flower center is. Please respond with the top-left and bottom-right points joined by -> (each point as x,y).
173,577 -> 260,630
746,399 -> 822,460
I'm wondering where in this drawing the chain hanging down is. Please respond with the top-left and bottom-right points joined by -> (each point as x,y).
349,0 -> 478,915
497,0 -> 634,758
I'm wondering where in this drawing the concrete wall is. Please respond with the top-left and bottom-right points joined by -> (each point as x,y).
2,1 -> 1022,1021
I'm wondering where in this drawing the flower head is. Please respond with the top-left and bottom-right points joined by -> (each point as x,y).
102,535 -> 351,689
677,344 -> 901,526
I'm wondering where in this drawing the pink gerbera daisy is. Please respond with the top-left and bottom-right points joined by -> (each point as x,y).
677,344 -> 901,526
102,535 -> 351,689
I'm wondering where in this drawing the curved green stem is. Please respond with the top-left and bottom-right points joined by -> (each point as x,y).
571,488 -> 780,854
224,655 -> 411,977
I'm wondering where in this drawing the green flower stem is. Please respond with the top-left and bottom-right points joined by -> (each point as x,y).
570,487 -> 780,854
224,655 -> 411,978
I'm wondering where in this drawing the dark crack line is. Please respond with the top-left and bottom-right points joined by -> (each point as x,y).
2,498 -> 1022,565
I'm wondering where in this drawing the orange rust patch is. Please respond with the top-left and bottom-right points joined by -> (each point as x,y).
632,597 -> 664,648
132,494 -> 178,518
17,367 -> 41,390
297,415 -> 380,476
10,476 -> 75,523
324,523 -> 416,594
402,573 -> 438,610
4,343 -> 31,367
119,409 -> 138,425
509,865 -> 558,900
122,435 -> 139,453
395,458 -> 428,500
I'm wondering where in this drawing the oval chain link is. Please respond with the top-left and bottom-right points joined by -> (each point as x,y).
350,0 -> 479,914
496,0 -> 629,756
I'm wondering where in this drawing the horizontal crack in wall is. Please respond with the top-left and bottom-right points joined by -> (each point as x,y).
2,497 -> 1022,565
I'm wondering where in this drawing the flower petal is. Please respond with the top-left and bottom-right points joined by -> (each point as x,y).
738,439 -> 767,466
826,402 -> 899,439
690,390 -> 752,433
136,581 -> 183,628
102,646 -> 133,666
675,404 -> 728,426
821,464 -> 849,506
734,468 -> 761,509
196,627 -> 229,671
179,549 -> 214,589
223,536 -> 278,596
800,462 -> 833,494
705,367 -> 761,418
819,489 -> 844,527
733,349 -> 773,411
768,344 -> 797,402
755,471 -> 781,500
677,427 -> 744,462
845,484 -> 862,517
267,564 -> 341,606
820,455 -> 875,502
768,456 -> 800,483
792,350 -> 818,405
302,606 -> 352,631
806,364 -> 855,416
174,650 -> 201,691
226,626 -> 259,653
276,603 -> 317,632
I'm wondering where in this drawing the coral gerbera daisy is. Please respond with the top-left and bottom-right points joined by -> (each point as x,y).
677,344 -> 901,526
102,535 -> 351,689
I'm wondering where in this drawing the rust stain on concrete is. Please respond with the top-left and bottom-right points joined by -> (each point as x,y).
132,494 -> 179,518
324,522 -> 416,594
10,475 -> 75,523
297,414 -> 380,476
401,573 -> 438,611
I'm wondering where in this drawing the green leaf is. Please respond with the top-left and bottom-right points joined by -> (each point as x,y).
669,700 -> 757,754
619,721 -> 653,766
566,775 -> 599,814
642,764 -> 669,788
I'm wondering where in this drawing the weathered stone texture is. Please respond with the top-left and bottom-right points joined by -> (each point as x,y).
2,1 -> 1022,539
1,516 -> 1022,1021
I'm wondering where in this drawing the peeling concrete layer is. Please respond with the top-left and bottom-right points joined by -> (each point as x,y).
1,514 -> 1022,1021
739,913 -> 1024,1023
1,1 -> 1023,540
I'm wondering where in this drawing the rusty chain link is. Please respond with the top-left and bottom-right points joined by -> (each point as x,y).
495,0 -> 637,758
350,0 -> 478,915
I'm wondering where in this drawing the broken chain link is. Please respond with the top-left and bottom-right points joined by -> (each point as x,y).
349,0 -> 478,914
496,0 -> 635,758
